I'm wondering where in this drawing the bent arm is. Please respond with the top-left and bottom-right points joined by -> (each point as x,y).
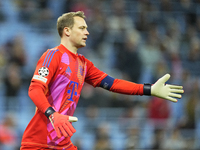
28,82 -> 51,113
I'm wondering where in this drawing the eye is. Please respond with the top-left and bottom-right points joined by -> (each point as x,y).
80,26 -> 87,30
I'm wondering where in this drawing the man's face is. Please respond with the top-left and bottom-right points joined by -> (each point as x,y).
68,16 -> 89,49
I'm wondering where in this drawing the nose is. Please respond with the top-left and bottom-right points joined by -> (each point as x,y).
85,29 -> 89,35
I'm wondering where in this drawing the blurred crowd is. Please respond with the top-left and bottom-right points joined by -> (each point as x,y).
1,0 -> 200,149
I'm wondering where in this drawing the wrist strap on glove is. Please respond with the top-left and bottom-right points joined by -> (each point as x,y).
45,107 -> 56,118
143,83 -> 151,95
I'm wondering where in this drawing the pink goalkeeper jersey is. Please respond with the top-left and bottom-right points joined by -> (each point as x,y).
21,44 -> 107,149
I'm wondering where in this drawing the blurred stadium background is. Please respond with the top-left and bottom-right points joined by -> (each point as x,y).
0,0 -> 200,149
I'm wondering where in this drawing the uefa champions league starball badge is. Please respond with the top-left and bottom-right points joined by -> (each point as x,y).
38,67 -> 49,77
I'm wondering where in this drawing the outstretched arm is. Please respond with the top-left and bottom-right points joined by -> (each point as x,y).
99,74 -> 184,102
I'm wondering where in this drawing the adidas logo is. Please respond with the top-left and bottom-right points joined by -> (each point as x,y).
66,66 -> 72,74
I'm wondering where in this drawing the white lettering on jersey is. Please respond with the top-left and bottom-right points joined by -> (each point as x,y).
33,75 -> 48,83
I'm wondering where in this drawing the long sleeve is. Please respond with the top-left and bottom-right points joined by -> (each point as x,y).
109,78 -> 144,95
28,82 -> 51,113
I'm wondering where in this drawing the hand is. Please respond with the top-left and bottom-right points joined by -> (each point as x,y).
49,112 -> 78,138
151,74 -> 184,102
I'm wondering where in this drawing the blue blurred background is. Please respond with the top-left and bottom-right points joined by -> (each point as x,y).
0,0 -> 200,149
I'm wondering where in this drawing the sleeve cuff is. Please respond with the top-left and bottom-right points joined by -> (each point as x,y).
45,107 -> 56,118
143,83 -> 151,95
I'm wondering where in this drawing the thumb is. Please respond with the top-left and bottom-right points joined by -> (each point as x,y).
158,74 -> 170,84
68,116 -> 78,122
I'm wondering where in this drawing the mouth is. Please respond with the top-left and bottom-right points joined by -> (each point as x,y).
83,37 -> 87,41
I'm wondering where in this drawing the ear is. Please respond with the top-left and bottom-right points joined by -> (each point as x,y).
63,27 -> 71,37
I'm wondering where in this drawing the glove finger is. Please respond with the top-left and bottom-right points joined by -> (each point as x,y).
63,123 -> 73,137
66,121 -> 76,133
167,84 -> 183,89
158,74 -> 170,83
169,93 -> 182,98
55,127 -> 62,138
170,89 -> 184,94
166,96 -> 178,102
59,125 -> 68,137
68,116 -> 78,122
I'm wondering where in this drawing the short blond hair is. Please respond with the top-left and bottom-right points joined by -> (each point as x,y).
57,11 -> 86,37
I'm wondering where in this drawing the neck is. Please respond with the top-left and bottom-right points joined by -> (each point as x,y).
60,39 -> 78,54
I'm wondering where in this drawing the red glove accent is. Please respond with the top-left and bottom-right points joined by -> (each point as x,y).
49,112 -> 76,138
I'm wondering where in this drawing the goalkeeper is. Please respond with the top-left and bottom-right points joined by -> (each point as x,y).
20,11 -> 184,150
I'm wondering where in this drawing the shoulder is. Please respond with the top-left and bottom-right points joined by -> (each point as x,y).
39,46 -> 62,68
42,46 -> 60,58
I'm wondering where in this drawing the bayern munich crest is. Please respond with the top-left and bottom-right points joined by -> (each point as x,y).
38,67 -> 49,77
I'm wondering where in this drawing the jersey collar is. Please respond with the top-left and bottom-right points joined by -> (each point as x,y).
59,44 -> 79,58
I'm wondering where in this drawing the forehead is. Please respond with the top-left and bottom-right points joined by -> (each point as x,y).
73,16 -> 87,27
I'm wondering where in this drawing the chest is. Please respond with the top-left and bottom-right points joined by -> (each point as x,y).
57,54 -> 87,86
